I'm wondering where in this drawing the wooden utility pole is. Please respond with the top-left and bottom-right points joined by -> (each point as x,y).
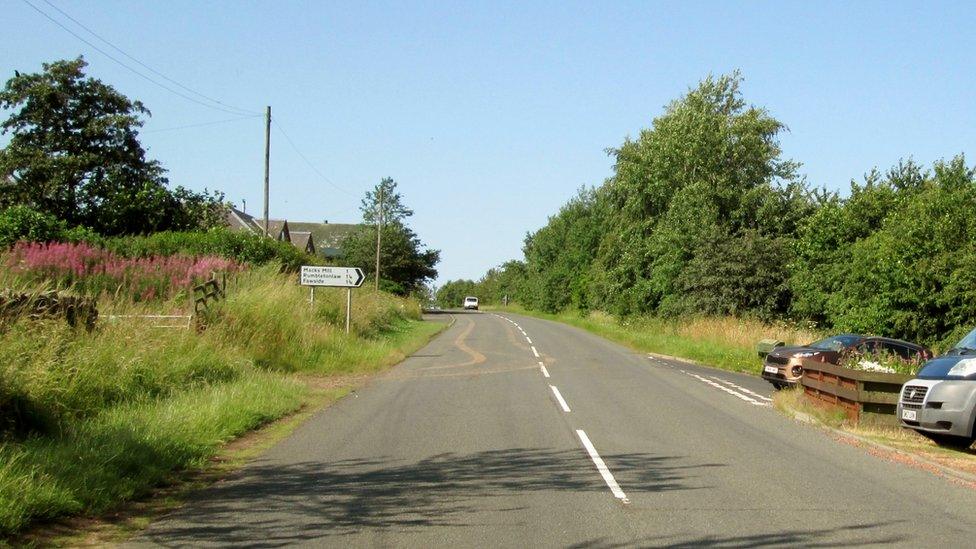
374,183 -> 383,290
263,106 -> 271,237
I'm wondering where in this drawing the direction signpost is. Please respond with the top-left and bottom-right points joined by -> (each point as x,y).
300,266 -> 366,333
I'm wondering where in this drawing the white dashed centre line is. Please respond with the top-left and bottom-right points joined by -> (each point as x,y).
708,376 -> 773,402
682,371 -> 770,407
576,429 -> 629,503
549,385 -> 571,412
525,337 -> 533,344
540,363 -> 550,378
531,346 -> 540,358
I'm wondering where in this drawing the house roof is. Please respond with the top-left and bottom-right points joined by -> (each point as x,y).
226,207 -> 288,237
290,231 -> 314,252
226,207 -> 261,233
255,219 -> 289,239
225,208 -> 359,256
287,221 -> 361,254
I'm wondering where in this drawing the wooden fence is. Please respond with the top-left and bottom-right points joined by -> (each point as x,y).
800,359 -> 910,425
192,271 -> 228,314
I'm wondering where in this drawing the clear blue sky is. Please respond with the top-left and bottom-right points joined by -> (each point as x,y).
4,1 -> 974,284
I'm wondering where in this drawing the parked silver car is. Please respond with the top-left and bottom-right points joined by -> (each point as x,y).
898,327 -> 976,449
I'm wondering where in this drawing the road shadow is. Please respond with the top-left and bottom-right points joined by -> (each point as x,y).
139,447 -> 717,547
569,520 -> 908,547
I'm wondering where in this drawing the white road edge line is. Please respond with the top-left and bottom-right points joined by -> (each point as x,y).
576,429 -> 629,503
531,346 -> 540,358
683,371 -> 769,407
708,376 -> 773,402
540,363 -> 550,378
549,385 -> 571,412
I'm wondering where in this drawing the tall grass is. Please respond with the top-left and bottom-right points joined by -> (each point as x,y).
497,306 -> 823,373
208,265 -> 421,373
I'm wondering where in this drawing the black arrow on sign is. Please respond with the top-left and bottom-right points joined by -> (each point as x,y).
354,268 -> 365,287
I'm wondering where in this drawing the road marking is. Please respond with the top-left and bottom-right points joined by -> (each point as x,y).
708,376 -> 773,402
540,363 -> 550,378
647,355 -> 675,368
576,430 -> 629,503
525,337 -> 532,344
549,385 -> 571,412
682,371 -> 770,407
531,346 -> 540,358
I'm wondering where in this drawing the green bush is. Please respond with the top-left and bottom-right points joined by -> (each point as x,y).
99,228 -> 316,271
0,207 -> 68,248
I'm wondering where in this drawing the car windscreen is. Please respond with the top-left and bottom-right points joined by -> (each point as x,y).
808,335 -> 861,352
952,327 -> 976,351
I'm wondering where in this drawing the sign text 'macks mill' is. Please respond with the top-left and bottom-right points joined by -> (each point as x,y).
300,266 -> 365,288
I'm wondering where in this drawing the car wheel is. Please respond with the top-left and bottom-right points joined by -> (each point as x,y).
919,431 -> 976,450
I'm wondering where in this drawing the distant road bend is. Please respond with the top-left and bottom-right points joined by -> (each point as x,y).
132,312 -> 976,547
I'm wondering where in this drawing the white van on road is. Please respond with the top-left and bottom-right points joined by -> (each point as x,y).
463,296 -> 479,310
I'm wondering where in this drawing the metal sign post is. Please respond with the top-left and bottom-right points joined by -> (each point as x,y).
299,266 -> 366,334
346,288 -> 352,333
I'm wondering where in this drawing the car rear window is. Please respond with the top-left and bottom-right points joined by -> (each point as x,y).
808,335 -> 861,352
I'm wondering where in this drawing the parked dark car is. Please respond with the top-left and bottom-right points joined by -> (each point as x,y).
898,327 -> 976,449
761,334 -> 932,389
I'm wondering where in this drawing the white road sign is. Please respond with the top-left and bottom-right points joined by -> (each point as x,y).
300,266 -> 365,288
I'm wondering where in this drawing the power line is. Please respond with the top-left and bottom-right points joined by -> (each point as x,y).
41,0 -> 258,116
141,114 -> 262,134
21,0 -> 260,117
38,0 -> 259,117
272,118 -> 359,198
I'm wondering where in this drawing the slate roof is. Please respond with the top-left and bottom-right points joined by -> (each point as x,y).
226,208 -> 360,257
287,221 -> 362,256
289,231 -> 315,254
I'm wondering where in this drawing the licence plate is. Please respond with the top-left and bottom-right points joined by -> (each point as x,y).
902,409 -> 917,421
763,365 -> 779,375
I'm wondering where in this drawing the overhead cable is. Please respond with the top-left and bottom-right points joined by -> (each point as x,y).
272,118 -> 359,198
22,0 -> 260,116
141,114 -> 263,134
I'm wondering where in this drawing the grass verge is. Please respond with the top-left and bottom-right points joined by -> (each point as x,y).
0,264 -> 446,540
489,305 -> 820,374
18,316 -> 447,547
774,387 -> 976,479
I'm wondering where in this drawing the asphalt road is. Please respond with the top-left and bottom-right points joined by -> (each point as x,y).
130,312 -> 976,547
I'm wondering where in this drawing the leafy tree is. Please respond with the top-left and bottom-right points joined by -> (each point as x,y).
341,178 -> 439,295
436,279 -> 478,308
818,156 -> 976,344
476,260 -> 527,305
521,186 -> 607,312
790,159 -> 933,326
360,177 -> 413,225
587,72 -> 805,316
0,57 -> 225,234
673,230 -> 792,319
